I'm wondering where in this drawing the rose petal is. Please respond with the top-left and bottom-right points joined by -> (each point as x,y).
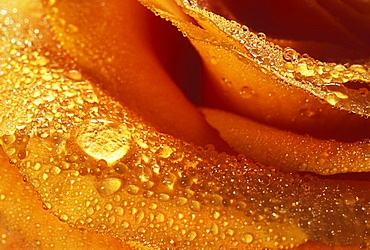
42,0 -> 231,151
202,108 -> 370,174
0,149 -> 131,249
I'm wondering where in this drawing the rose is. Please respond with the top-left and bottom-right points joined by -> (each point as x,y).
0,0 -> 370,249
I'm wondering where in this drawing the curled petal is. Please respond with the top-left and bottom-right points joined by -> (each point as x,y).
202,108 -> 370,174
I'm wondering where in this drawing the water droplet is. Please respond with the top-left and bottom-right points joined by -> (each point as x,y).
114,206 -> 124,216
158,193 -> 171,202
148,203 -> 158,210
59,213 -> 69,222
240,86 -> 255,99
176,197 -> 188,206
136,166 -> 152,182
104,203 -> 113,211
257,32 -> 266,40
1,134 -> 16,145
122,221 -> 130,229
210,194 -> 223,206
127,185 -> 140,195
155,212 -> 165,223
66,69 -> 82,81
324,93 -> 339,106
31,56 -> 50,66
240,233 -> 254,244
96,178 -> 123,197
187,231 -> 197,241
75,119 -> 132,165
213,211 -> 221,220
86,207 -> 94,215
190,200 -> 201,211
135,210 -> 145,224
43,202 -> 52,210
282,47 -> 298,62
211,222 -> 219,235
50,166 -> 61,175
325,83 -> 349,99
162,173 -> 177,190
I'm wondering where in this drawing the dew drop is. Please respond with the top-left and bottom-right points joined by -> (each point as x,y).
211,222 -> 219,235
65,69 -> 82,81
158,193 -> 171,202
162,172 -> 177,190
75,119 -> 132,165
43,202 -> 52,210
239,86 -> 255,99
155,212 -> 165,223
96,177 -> 123,197
187,231 -> 197,241
190,200 -> 201,211
122,221 -> 130,229
50,166 -> 61,175
148,203 -> 158,210
135,210 -> 145,224
59,213 -> 69,222
127,185 -> 140,195
136,166 -> 152,183
176,197 -> 188,206
257,32 -> 266,40
282,47 -> 298,62
114,206 -> 124,216
324,93 -> 339,106
240,233 -> 254,244
31,56 -> 50,66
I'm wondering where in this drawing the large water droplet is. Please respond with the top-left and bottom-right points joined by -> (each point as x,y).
75,119 -> 132,164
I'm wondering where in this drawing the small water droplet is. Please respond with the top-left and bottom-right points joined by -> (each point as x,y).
240,233 -> 254,244
43,202 -> 52,210
96,178 -> 123,197
50,166 -> 61,175
158,193 -> 171,202
115,206 -> 124,216
31,56 -> 50,66
282,47 -> 298,62
66,69 -> 82,81
162,173 -> 177,190
257,32 -> 266,40
240,86 -> 255,99
127,185 -> 140,195
59,213 -> 69,222
135,210 -> 145,224
190,200 -> 201,211
155,212 -> 165,223
176,197 -> 188,206
187,231 -> 197,241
